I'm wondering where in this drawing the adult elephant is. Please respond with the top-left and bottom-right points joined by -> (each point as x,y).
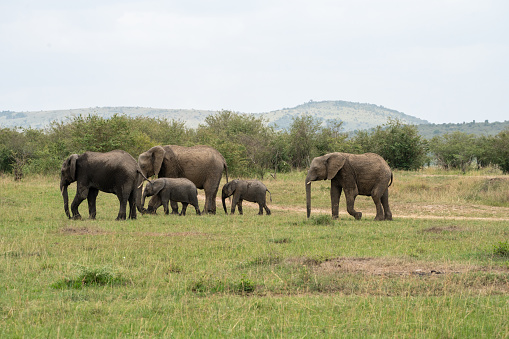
138,145 -> 228,214
306,152 -> 393,221
60,150 -> 145,220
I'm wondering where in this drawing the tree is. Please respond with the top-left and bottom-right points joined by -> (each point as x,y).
372,119 -> 427,170
491,128 -> 509,173
286,115 -> 321,169
196,110 -> 274,177
429,132 -> 478,172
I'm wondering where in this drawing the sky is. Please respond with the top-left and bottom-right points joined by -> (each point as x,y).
1,0 -> 508,124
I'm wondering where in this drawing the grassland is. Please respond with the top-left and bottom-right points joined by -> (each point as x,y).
1,170 -> 509,337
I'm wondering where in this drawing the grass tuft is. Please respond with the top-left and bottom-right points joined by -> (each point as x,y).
309,214 -> 335,225
51,265 -> 127,289
492,241 -> 509,257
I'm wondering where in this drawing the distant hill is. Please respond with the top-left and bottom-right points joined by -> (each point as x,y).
2,101 -> 508,137
416,120 -> 509,139
256,100 -> 428,131
0,100 -> 428,132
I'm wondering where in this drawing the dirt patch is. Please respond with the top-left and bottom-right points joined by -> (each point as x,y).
314,257 -> 509,276
421,225 -> 464,233
60,226 -> 109,235
138,232 -> 210,237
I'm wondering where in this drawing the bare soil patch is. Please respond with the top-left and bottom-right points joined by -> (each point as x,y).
314,257 -> 509,276
137,231 -> 210,237
60,226 -> 109,235
421,225 -> 464,233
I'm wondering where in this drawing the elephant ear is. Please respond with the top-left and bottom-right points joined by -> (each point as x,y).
69,154 -> 78,182
149,146 -> 165,177
225,180 -> 237,196
152,179 -> 166,196
326,153 -> 346,180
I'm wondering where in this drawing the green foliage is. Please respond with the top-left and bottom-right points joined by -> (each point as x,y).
1,112 -> 509,179
491,128 -> 509,173
429,132 -> 478,172
492,241 -> 509,257
51,265 -> 126,289
374,119 -> 428,170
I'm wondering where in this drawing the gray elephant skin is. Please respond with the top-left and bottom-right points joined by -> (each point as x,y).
142,178 -> 201,216
306,152 -> 393,221
138,145 -> 228,214
60,150 -> 144,220
222,179 -> 272,215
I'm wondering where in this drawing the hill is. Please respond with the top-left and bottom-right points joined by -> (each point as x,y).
257,100 -> 428,131
416,120 -> 509,139
0,100 -> 427,132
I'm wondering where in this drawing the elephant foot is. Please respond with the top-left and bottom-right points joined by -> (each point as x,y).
374,215 -> 385,221
71,214 -> 82,220
354,212 -> 362,220
385,214 -> 393,221
331,215 -> 339,220
115,214 -> 127,221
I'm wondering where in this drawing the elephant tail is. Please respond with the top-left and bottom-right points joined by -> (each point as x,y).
388,172 -> 393,187
223,162 -> 229,183
267,189 -> 272,202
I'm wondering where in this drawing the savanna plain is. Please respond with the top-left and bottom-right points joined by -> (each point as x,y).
1,169 -> 509,338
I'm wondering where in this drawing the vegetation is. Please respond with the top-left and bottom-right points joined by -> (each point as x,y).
2,111 -> 509,179
1,170 -> 508,337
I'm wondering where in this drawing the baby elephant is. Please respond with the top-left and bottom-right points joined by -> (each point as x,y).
222,179 -> 271,215
142,178 -> 201,216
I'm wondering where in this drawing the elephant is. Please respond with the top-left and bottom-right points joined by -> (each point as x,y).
138,145 -> 228,214
141,178 -> 201,216
306,152 -> 393,221
222,179 -> 272,215
60,150 -> 145,220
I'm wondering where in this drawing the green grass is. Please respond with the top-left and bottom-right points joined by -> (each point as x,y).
1,171 -> 509,337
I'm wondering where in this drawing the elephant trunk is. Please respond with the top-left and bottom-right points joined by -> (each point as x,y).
135,173 -> 146,214
306,177 -> 312,218
141,190 -> 148,212
60,181 -> 71,219
222,193 -> 228,214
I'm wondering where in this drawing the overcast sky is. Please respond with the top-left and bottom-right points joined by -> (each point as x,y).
1,1 -> 508,123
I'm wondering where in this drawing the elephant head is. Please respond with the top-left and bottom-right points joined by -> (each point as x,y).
305,153 -> 346,218
221,180 -> 238,214
141,179 -> 166,209
138,146 -> 165,178
60,154 -> 79,219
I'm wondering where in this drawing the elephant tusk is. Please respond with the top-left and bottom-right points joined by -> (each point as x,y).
306,181 -> 311,185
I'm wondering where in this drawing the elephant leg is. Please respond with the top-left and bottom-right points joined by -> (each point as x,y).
116,192 -> 129,220
128,189 -> 137,220
258,202 -> 264,215
330,183 -> 342,219
371,195 -> 385,221
264,204 -> 271,215
71,186 -> 89,220
381,189 -> 392,220
230,195 -> 239,215
162,199 -> 170,215
170,200 -> 179,215
203,178 -> 221,214
238,200 -> 243,215
344,189 -> 362,220
180,203 -> 188,216
147,195 -> 162,214
194,204 -> 201,215
87,187 -> 99,220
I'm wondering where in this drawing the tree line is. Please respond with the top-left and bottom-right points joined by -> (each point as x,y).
1,110 -> 509,180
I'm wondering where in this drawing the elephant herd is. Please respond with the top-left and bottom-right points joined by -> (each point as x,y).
60,145 -> 393,221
